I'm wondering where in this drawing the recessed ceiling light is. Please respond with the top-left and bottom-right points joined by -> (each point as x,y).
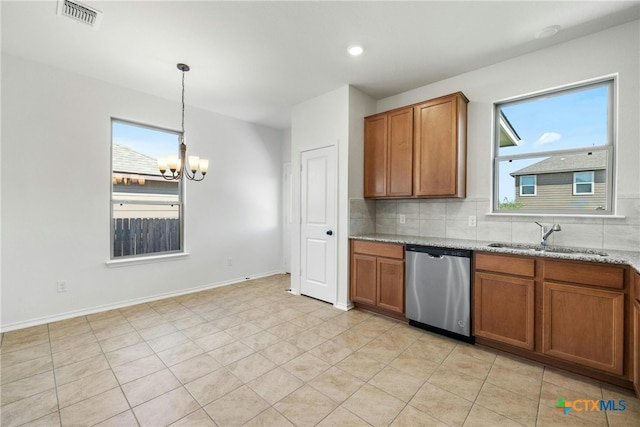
536,25 -> 561,39
348,45 -> 364,56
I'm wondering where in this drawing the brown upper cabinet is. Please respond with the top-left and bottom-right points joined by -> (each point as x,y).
414,93 -> 468,197
364,106 -> 413,197
364,92 -> 468,199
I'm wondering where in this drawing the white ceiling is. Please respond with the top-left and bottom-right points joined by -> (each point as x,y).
3,1 -> 639,129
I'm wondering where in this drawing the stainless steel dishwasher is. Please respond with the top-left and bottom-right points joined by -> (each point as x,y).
405,245 -> 473,343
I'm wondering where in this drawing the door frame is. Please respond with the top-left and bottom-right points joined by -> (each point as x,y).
282,162 -> 292,274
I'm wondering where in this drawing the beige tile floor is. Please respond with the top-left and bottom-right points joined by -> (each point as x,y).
1,274 -> 640,427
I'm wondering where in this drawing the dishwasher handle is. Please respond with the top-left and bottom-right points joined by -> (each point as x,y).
406,244 -> 471,258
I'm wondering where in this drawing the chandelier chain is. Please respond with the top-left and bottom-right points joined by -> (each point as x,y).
156,62 -> 208,182
181,70 -> 185,135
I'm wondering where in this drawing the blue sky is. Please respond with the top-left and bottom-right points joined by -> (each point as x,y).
112,121 -> 179,160
497,84 -> 609,202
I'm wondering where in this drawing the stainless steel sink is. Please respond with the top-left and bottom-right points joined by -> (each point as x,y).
487,242 -> 608,257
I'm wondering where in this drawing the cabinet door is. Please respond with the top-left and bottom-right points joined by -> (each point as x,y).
542,281 -> 624,375
634,271 -> 640,395
474,272 -> 535,350
414,94 -> 466,197
364,114 -> 387,198
634,298 -> 640,396
377,257 -> 405,314
387,107 -> 413,197
351,253 -> 377,306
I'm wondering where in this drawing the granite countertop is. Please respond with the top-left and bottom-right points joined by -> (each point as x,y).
350,233 -> 640,274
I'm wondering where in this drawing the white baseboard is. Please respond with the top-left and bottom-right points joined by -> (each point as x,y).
333,301 -> 354,311
0,271 -> 283,333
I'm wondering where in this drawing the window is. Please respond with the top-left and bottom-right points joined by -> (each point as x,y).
519,175 -> 536,196
574,171 -> 595,195
494,79 -> 613,214
111,120 -> 182,259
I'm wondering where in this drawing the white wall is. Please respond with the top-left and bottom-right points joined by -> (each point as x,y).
282,128 -> 292,164
1,54 -> 284,331
371,21 -> 640,251
348,87 -> 376,199
289,86 -> 375,310
290,86 -> 350,308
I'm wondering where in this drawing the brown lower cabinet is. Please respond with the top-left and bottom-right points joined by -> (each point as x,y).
633,270 -> 640,395
350,240 -> 405,320
474,264 -> 535,350
474,253 -> 535,349
542,281 -> 624,375
474,252 -> 633,389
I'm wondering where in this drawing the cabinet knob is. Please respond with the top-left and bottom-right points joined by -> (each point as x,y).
326,230 -> 333,236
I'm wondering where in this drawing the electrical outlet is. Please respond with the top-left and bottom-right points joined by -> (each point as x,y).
56,280 -> 68,293
468,216 -> 477,227
399,214 -> 406,224
226,258 -> 232,267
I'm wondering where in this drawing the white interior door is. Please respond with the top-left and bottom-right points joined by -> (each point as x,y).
300,146 -> 336,303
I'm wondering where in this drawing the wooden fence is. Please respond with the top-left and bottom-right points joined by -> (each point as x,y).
113,218 -> 180,257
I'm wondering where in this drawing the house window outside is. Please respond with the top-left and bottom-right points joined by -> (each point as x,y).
494,79 -> 614,214
111,119 -> 182,259
520,175 -> 536,196
574,171 -> 595,195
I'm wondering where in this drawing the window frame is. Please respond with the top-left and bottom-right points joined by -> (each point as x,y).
110,118 -> 185,261
519,175 -> 537,197
573,171 -> 595,195
492,78 -> 615,215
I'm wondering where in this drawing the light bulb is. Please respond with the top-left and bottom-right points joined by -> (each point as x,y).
199,159 -> 209,174
158,157 -> 167,173
167,155 -> 179,171
188,155 -> 200,173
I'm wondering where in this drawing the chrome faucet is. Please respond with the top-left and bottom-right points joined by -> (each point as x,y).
535,222 -> 561,246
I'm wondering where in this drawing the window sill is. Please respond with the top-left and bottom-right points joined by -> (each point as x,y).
486,212 -> 625,219
106,252 -> 190,268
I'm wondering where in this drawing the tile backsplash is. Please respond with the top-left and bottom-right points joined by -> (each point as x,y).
349,196 -> 640,252
349,198 -> 376,236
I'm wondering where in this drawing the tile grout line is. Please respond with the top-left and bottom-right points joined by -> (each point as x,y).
3,276 -> 638,427
47,321 -> 64,427
164,301 -> 219,426
93,307 -> 146,427
120,300 -> 210,426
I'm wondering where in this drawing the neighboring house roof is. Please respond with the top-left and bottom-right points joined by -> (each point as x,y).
499,111 -> 521,147
113,144 -> 163,176
510,151 -> 607,176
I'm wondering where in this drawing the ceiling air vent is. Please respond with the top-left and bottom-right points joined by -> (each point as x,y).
57,0 -> 103,29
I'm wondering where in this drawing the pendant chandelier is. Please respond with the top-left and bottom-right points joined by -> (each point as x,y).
158,63 -> 209,181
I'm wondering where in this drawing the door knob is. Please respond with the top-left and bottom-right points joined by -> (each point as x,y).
326,230 -> 333,236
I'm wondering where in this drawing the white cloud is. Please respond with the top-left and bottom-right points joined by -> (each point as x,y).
535,132 -> 561,145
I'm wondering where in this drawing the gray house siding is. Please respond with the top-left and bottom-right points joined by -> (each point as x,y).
514,170 -> 606,211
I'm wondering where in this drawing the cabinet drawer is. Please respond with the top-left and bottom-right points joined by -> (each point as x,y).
475,253 -> 535,277
544,260 -> 625,290
633,270 -> 640,302
351,240 -> 404,259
